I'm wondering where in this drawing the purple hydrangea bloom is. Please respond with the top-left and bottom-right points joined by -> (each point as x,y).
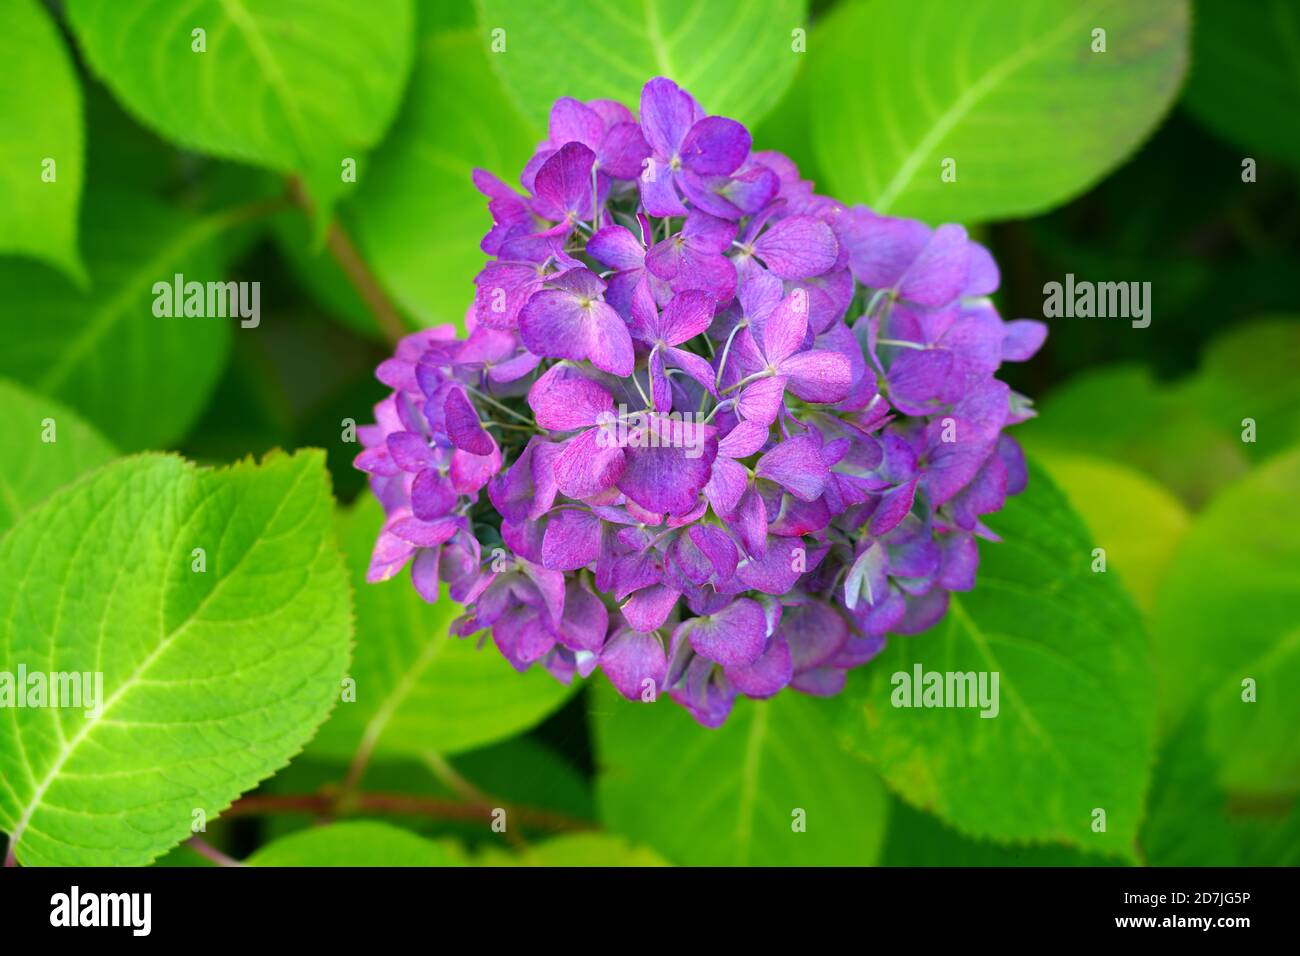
355,77 -> 1046,727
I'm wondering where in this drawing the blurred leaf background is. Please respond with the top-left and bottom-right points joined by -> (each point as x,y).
0,0 -> 1297,866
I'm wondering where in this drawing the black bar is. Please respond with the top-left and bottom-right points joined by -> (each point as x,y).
1,866 -> 1288,942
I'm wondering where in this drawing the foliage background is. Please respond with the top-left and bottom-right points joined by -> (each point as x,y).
0,0 -> 1297,867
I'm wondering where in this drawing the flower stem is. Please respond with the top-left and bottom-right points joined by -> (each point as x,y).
286,176 -> 407,346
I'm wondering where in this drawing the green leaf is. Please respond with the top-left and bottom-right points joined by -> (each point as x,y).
0,190 -> 240,450
1021,320 -> 1300,509
834,460 -> 1154,858
808,0 -> 1189,222
1152,446 -> 1300,794
1139,717 -> 1240,866
1231,802 -> 1300,867
245,821 -> 464,866
475,0 -> 808,131
350,28 -> 535,328
1185,318 -> 1300,463
881,798 -> 1116,866
594,683 -> 889,865
1019,364 -> 1249,509
0,0 -> 86,281
1033,450 -> 1189,615
65,0 -> 415,224
307,495 -> 573,761
481,832 -> 669,867
0,450 -> 352,866
1183,0 -> 1300,166
0,379 -> 117,537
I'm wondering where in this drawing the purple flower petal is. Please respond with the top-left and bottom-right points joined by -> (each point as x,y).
1002,319 -> 1048,362
616,417 -> 717,515
601,628 -> 668,700
527,363 -> 615,430
779,350 -> 853,403
444,387 -> 494,455
724,633 -> 792,697
680,116 -> 751,176
678,597 -> 767,667
755,434 -> 829,501
532,142 -> 597,224
752,216 -> 838,279
554,426 -> 626,499
621,583 -> 682,633
519,289 -> 634,376
542,508 -> 602,571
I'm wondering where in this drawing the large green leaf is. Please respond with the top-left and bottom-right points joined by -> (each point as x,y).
1033,450 -> 1189,615
594,683 -> 889,865
351,29 -> 535,328
1139,717 -> 1240,866
881,799 -> 1115,866
475,0 -> 808,131
65,0 -> 414,222
835,461 -> 1154,858
0,190 -> 237,450
307,496 -> 573,761
1183,0 -> 1300,166
0,0 -> 85,281
0,451 -> 352,866
0,379 -> 117,537
808,0 -> 1189,222
1153,447 -> 1300,794
246,821 -> 464,866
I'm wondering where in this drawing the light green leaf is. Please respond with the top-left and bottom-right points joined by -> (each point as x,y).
835,461 -> 1154,858
0,0 -> 85,281
809,0 -> 1189,222
1021,319 -> 1300,510
475,0 -> 808,131
594,683 -> 889,865
1019,364 -> 1249,509
307,495 -> 573,761
351,28 -> 535,328
481,832 -> 669,867
65,0 -> 414,224
1153,446 -> 1300,794
245,821 -> 464,866
0,190 -> 242,450
0,379 -> 117,537
1185,318 -> 1300,463
1183,0 -> 1300,166
1033,450 -> 1189,615
0,450 -> 353,866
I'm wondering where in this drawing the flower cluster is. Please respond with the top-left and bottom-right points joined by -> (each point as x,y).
355,77 -> 1046,727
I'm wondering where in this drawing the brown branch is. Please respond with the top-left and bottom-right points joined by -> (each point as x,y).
224,791 -> 594,835
285,176 -> 408,346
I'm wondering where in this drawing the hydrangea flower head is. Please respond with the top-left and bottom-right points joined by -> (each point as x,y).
355,77 -> 1046,727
